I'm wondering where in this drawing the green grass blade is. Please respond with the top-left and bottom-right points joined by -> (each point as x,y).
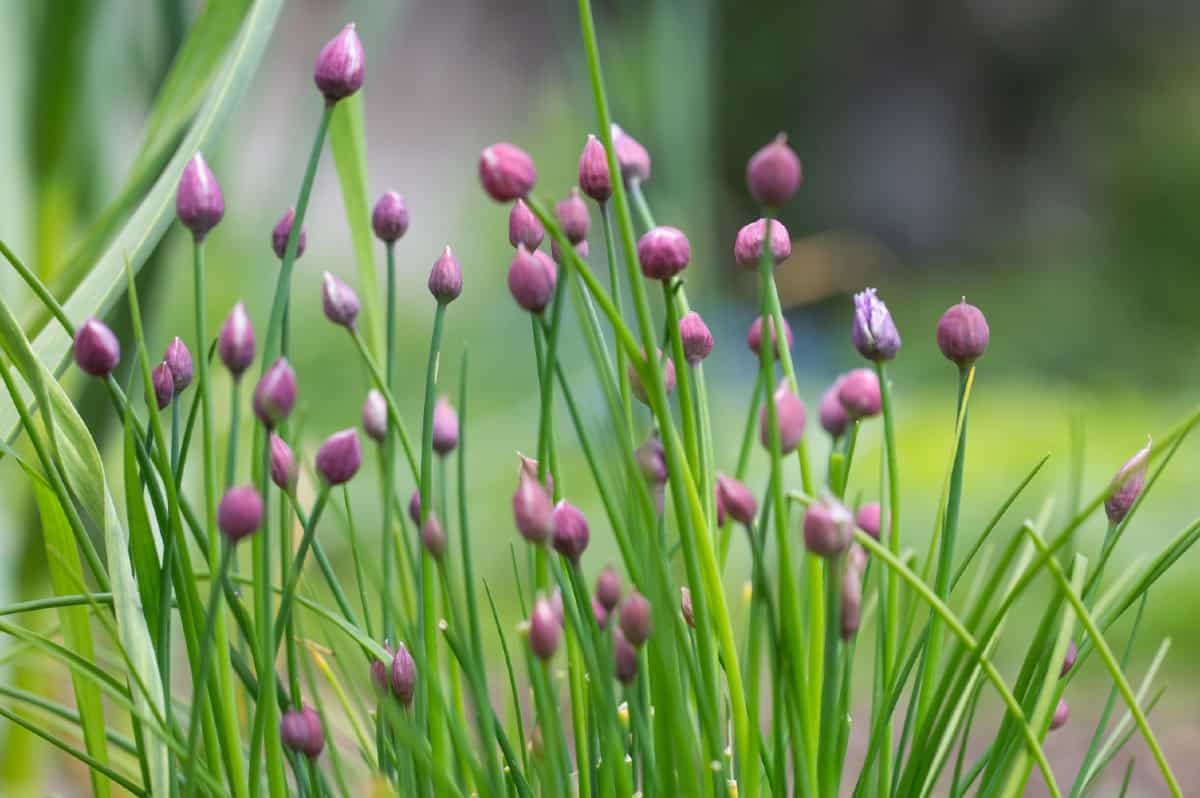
123,408 -> 162,646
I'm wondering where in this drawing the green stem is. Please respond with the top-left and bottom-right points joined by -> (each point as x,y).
874,359 -> 901,787
383,241 -> 398,643
252,425 -> 287,798
819,557 -> 844,796
224,379 -> 241,489
271,486 -> 331,650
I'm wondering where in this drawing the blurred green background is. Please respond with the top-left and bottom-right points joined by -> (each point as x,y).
1,0 -> 1198,792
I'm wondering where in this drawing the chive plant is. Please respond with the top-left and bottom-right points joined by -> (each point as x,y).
0,5 -> 1194,797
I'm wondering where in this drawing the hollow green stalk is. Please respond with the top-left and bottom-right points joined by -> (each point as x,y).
383,241 -> 398,643
874,359 -> 901,785
271,484 -> 330,651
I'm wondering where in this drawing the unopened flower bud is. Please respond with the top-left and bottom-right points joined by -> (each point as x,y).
322,272 -> 360,329
408,490 -> 422,525
679,311 -> 714,365
428,246 -> 463,304
479,143 -> 536,202
936,300 -> 989,368
841,562 -> 864,640
218,485 -> 264,543
618,591 -> 652,647
362,389 -> 388,443
803,497 -> 853,557
508,199 -> 544,250
852,288 -> 901,361
734,218 -> 791,269
578,134 -> 612,202
746,315 -> 794,360
164,336 -> 193,393
837,368 -> 881,419
272,208 -> 307,260
280,707 -> 325,759
73,318 -> 121,377
176,154 -> 224,240
614,628 -> 638,684
371,191 -> 409,244
1060,640 -> 1077,678
508,245 -> 556,313
680,586 -> 694,627
420,514 -> 447,559
551,237 -> 588,265
856,502 -> 883,541
637,226 -> 690,281
392,643 -> 417,706
819,378 -> 850,438
218,302 -> 255,378
628,348 -> 676,405
152,362 -> 174,410
1104,439 -> 1150,524
313,23 -> 364,103
315,428 -> 362,485
592,596 -> 610,628
529,596 -> 562,660
716,474 -> 757,527
269,433 -> 298,492
759,380 -> 807,454
432,396 -> 458,456
550,587 -> 565,627
596,565 -> 621,612
746,133 -> 802,207
611,124 -> 651,184
513,469 -> 554,543
551,500 -> 590,564
635,436 -> 668,485
253,358 -> 296,428
556,188 -> 590,245
1050,698 -> 1069,731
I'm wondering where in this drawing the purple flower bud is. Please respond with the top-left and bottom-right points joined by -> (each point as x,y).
431,396 -> 459,456
313,23 -> 365,103
271,208 -> 307,260
635,436 -> 668,485
479,143 -> 537,202
856,502 -> 883,541
362,389 -> 388,443
253,358 -> 296,428
280,707 -> 325,759
837,368 -> 881,419
841,561 -> 863,640
680,586 -> 694,628
408,490 -> 422,525
596,565 -> 621,612
1104,439 -> 1150,524
164,336 -> 193,393
592,596 -> 610,628
420,514 -> 447,559
678,311 -> 714,365
611,124 -> 651,184
519,453 -> 555,497
555,188 -> 590,245
371,191 -> 409,244
852,288 -> 901,361
550,587 -> 565,627
637,226 -> 691,281
936,300 -> 989,368
269,433 -> 298,492
746,133 -> 803,207
218,302 -> 255,379
818,378 -> 850,438
370,652 -> 388,692
152,362 -> 175,410
618,591 -> 652,647
508,199 -> 544,250
513,469 -> 554,543
1060,640 -> 1077,678
391,643 -> 417,706
176,154 -> 224,240
528,596 -> 562,660
578,134 -> 612,203
803,497 -> 853,558
73,318 -> 121,378
217,485 -> 264,543
614,628 -> 638,684
508,245 -> 556,314
759,380 -> 807,454
428,246 -> 463,304
551,500 -> 590,564
551,237 -> 588,266
628,348 -> 676,406
1050,698 -> 1069,731
322,271 -> 360,329
734,218 -> 792,269
315,428 -> 362,485
716,474 -> 758,527
746,315 -> 794,360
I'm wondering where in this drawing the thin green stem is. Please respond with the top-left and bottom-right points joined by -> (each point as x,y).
271,485 -> 331,650
383,241 -> 398,643
874,359 -> 901,786
224,379 -> 241,489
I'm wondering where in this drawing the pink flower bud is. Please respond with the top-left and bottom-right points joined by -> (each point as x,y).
1050,698 -> 1069,731
637,226 -> 691,281
73,318 -> 121,377
322,271 -> 360,329
253,358 -> 296,428
507,245 -> 556,314
428,246 -> 463,304
635,436 -> 668,485
803,497 -> 853,558
619,591 -> 652,647
391,643 -> 417,706
555,188 -> 590,245
592,596 -> 610,628
611,124 -> 651,183
218,485 -> 264,543
432,396 -> 458,456
152,362 -> 174,410
746,315 -> 794,360
313,24 -> 365,103
578,134 -> 612,203
837,368 -> 881,419
678,311 -> 714,365
614,628 -> 638,684
528,596 -> 561,660
421,514 -> 447,559
551,500 -> 590,564
680,586 -> 694,628
628,348 -> 676,406
852,287 -> 901,361
746,133 -> 802,207
408,490 -> 422,525
280,707 -> 325,759
734,218 -> 791,269
856,502 -> 883,541
841,561 -> 863,640
818,378 -> 850,438
936,300 -> 989,368
315,428 -> 362,485
716,474 -> 757,527
759,380 -> 807,454
1105,439 -> 1150,524
218,302 -> 255,378
176,154 -> 224,240
519,453 -> 555,497
1060,640 -> 1077,678
271,208 -> 307,260
371,191 -> 409,244
269,433 -> 298,492
551,237 -> 588,265
479,143 -> 537,202
595,565 -> 621,612
513,469 -> 554,543
164,336 -> 193,393
362,389 -> 388,443
509,199 -> 545,250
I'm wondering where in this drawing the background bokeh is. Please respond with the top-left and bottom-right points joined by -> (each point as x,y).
1,0 -> 1198,792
